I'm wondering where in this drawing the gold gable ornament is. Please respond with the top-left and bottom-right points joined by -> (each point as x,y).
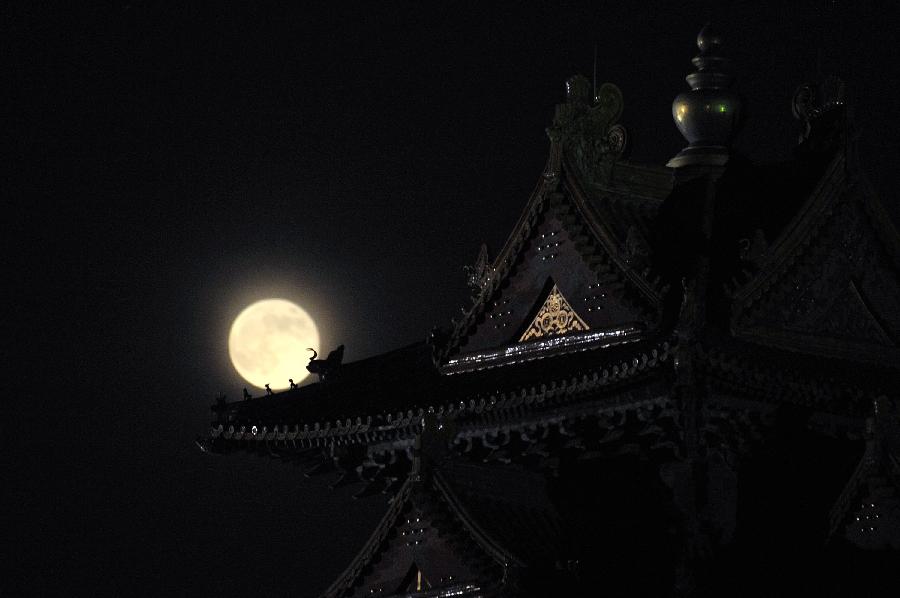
519,284 -> 589,342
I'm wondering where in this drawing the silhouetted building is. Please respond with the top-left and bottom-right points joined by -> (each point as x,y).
199,26 -> 900,597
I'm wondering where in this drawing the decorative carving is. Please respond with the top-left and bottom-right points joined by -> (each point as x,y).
606,123 -> 628,155
737,229 -> 768,266
816,281 -> 893,345
792,76 -> 846,144
673,277 -> 697,383
463,243 -> 492,298
520,284 -> 589,342
546,75 -> 627,183
427,325 -> 451,365
624,225 -> 650,268
792,76 -> 845,121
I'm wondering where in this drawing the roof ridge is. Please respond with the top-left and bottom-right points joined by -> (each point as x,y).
432,469 -> 525,568
321,478 -> 414,598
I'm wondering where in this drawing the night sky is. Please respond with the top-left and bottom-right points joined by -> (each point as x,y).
9,2 -> 900,595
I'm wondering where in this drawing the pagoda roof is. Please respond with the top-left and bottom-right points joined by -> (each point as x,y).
322,461 -> 564,597
192,52 -> 900,595
199,76 -> 900,459
203,326 -> 900,458
204,334 -> 673,453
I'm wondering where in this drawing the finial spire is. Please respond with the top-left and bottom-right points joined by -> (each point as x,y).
667,24 -> 742,168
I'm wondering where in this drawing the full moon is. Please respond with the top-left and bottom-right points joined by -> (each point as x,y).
228,298 -> 320,390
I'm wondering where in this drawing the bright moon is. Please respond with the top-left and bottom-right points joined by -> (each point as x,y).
228,299 -> 320,390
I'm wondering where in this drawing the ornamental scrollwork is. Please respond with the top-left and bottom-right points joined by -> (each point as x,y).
546,75 -> 627,183
463,243 -> 492,299
792,76 -> 845,145
519,284 -> 589,342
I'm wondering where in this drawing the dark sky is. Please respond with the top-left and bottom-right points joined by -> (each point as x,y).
8,1 -> 900,596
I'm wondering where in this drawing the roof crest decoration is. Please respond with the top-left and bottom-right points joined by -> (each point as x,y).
546,75 -> 627,185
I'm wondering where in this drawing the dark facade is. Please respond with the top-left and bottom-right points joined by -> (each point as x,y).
199,27 -> 900,597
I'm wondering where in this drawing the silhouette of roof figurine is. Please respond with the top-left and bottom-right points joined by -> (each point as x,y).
306,345 -> 345,382
243,387 -> 252,400
289,378 -> 297,389
265,384 -> 273,395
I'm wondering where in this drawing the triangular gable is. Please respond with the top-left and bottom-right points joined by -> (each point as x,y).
519,282 -> 589,342
731,154 -> 846,326
829,397 -> 900,550
322,476 -> 509,598
835,461 -> 900,551
732,154 -> 900,367
440,159 -> 659,371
